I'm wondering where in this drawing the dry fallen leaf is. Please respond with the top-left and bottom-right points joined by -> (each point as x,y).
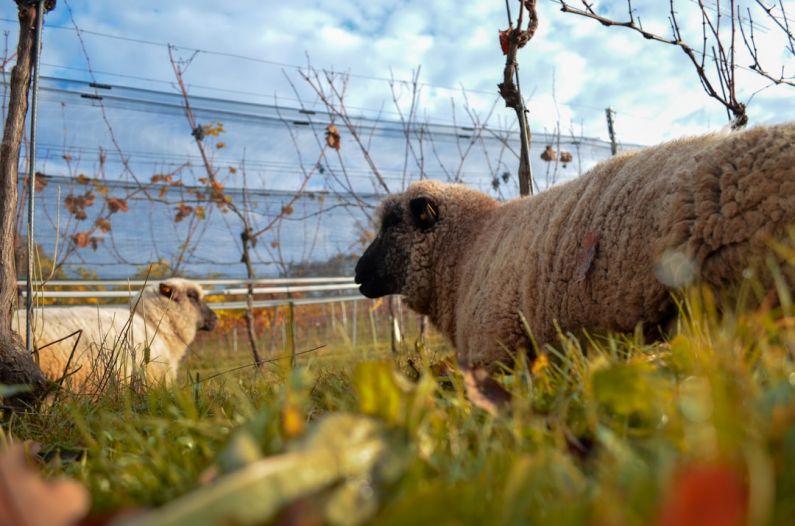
657,463 -> 747,526
0,443 -> 90,526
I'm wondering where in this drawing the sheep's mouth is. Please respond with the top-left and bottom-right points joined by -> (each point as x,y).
355,236 -> 403,298
199,304 -> 218,331
355,274 -> 389,298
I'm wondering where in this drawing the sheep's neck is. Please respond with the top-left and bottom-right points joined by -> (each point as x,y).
136,296 -> 195,352
427,209 -> 490,343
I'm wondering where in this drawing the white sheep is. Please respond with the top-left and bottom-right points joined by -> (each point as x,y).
355,123 -> 795,410
14,278 -> 217,393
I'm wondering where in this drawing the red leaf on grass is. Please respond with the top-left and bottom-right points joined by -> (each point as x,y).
657,463 -> 747,526
0,443 -> 90,526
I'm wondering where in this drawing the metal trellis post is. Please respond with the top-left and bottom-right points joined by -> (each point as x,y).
25,0 -> 46,354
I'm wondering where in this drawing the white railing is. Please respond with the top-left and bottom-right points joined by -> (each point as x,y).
17,277 -> 367,310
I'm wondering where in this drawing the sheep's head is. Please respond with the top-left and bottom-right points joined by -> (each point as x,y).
158,278 -> 218,332
355,180 -> 495,314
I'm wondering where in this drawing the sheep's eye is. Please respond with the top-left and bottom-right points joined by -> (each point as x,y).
188,291 -> 199,301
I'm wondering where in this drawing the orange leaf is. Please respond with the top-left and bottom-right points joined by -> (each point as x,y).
24,172 -> 48,192
106,197 -> 129,213
325,124 -> 341,151
499,29 -> 510,55
0,443 -> 90,526
72,232 -> 89,248
175,203 -> 194,223
151,174 -> 173,184
95,217 -> 112,233
657,463 -> 747,526
93,182 -> 109,197
541,145 -> 557,162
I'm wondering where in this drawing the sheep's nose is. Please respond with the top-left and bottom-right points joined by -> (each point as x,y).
354,253 -> 371,284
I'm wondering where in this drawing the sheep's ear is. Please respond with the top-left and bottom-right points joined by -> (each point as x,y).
410,197 -> 439,231
159,282 -> 175,299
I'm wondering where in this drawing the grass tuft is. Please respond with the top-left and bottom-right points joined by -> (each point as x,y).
2,283 -> 795,525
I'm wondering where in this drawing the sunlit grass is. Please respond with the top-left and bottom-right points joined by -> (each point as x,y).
2,281 -> 795,525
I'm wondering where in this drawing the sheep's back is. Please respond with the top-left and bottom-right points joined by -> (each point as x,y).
457,124 -> 795,362
664,124 -> 795,288
13,306 -> 171,389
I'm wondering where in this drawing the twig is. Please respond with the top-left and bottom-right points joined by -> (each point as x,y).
499,0 -> 538,195
558,0 -> 749,128
739,1 -> 795,87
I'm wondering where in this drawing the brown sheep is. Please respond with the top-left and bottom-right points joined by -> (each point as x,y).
355,123 -> 795,409
14,278 -> 217,393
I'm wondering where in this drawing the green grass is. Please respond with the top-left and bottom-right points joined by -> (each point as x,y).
3,285 -> 795,525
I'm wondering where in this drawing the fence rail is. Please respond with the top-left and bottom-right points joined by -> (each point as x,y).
18,277 -> 367,310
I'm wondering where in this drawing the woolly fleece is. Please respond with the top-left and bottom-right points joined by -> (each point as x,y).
357,123 -> 795,368
14,278 -> 217,392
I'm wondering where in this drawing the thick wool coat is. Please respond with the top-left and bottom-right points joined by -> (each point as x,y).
375,124 -> 795,367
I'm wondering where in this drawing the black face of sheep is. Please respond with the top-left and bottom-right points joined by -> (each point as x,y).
159,281 -> 218,331
355,196 -> 439,299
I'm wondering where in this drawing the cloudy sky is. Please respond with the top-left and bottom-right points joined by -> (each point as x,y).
0,0 -> 792,146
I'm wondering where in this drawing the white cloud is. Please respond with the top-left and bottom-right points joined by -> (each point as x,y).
0,0 -> 790,146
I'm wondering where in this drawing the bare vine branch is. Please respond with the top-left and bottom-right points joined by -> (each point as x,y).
557,0 -> 752,128
499,0 -> 539,195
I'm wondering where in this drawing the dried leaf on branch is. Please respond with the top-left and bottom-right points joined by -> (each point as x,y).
106,197 -> 129,213
95,217 -> 112,233
23,172 -> 47,192
151,174 -> 173,184
175,203 -> 194,222
325,123 -> 341,151
498,29 -> 511,55
64,192 -> 95,220
541,145 -> 557,162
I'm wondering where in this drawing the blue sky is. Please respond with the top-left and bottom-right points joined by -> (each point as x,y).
1,0 -> 792,146
0,0 -> 792,277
